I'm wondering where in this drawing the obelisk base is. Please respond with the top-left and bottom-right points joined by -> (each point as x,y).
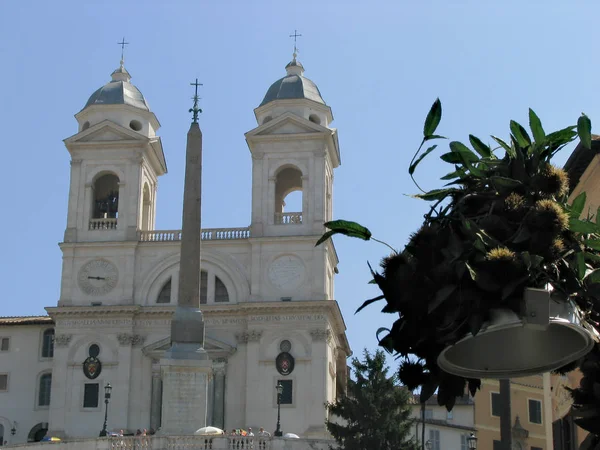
158,358 -> 212,435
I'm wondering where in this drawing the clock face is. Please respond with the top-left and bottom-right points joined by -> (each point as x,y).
78,259 -> 118,296
268,255 -> 305,291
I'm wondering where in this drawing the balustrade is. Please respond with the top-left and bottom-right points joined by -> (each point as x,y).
111,437 -> 152,450
274,212 -> 302,225
89,218 -> 118,230
138,228 -> 250,242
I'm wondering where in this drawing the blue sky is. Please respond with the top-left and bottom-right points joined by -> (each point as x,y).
1,0 -> 599,365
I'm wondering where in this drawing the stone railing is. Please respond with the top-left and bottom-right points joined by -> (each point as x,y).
139,228 -> 251,242
89,218 -> 118,230
5,435 -> 332,450
111,437 -> 153,450
274,212 -> 302,225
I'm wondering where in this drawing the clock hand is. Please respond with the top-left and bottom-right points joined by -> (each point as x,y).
88,276 -> 106,280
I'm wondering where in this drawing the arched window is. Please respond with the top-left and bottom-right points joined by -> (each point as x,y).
157,279 -> 171,304
215,277 -> 229,303
274,167 -> 303,224
38,373 -> 52,407
0,424 -> 4,446
41,329 -> 54,358
92,174 -> 120,220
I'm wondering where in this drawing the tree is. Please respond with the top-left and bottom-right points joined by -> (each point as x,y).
325,349 -> 418,450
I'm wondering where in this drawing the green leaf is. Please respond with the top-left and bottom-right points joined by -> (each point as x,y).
440,166 -> 467,180
378,334 -> 394,353
465,262 -> 478,281
420,377 -> 439,403
424,134 -> 447,142
413,188 -> 456,201
428,285 -> 456,314
450,141 -> 479,161
545,126 -> 578,148
577,251 -> 587,281
571,192 -> 587,219
491,135 -> 516,158
469,135 -> 493,158
569,218 -> 599,234
510,120 -> 532,147
355,295 -> 385,314
585,239 -> 600,251
578,113 -> 593,150
450,141 -> 485,177
424,98 -> 442,137
490,176 -> 523,189
529,109 -> 546,144
440,151 -> 478,164
409,145 -> 437,175
315,229 -> 336,247
584,268 -> 600,285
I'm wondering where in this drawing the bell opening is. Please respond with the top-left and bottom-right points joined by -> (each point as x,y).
438,318 -> 595,378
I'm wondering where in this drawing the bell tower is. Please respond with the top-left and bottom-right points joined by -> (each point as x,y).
245,54 -> 340,238
62,58 -> 166,243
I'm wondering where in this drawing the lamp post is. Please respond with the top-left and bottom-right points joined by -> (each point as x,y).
99,383 -> 112,437
467,432 -> 478,450
274,383 -> 283,437
425,439 -> 433,450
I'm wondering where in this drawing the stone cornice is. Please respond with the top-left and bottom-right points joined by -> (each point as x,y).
43,300 -> 351,354
247,132 -> 333,143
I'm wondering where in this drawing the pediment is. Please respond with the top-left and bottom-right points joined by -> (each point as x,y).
142,336 -> 236,358
64,120 -> 148,145
247,112 -> 329,138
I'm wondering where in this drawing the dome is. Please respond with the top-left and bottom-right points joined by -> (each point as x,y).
84,64 -> 150,111
259,58 -> 325,107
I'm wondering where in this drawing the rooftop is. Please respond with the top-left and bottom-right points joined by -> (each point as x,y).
0,315 -> 54,326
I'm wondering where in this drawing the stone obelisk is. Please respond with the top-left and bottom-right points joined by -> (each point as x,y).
159,80 -> 212,435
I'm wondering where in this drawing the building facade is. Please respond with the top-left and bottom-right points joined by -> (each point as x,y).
0,54 -> 350,444
474,377 -> 548,450
411,394 -> 476,450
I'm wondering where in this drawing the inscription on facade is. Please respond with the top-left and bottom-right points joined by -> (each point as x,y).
57,318 -> 171,328
204,314 -> 326,326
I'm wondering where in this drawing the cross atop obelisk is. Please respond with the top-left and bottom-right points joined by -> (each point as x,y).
189,78 -> 203,124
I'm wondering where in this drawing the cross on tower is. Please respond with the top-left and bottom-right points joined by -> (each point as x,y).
189,78 -> 203,124
117,37 -> 129,63
289,29 -> 302,57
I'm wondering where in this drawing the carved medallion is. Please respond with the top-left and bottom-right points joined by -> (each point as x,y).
83,356 -> 102,379
276,352 -> 295,376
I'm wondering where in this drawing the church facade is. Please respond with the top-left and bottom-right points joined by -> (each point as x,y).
0,55 -> 350,444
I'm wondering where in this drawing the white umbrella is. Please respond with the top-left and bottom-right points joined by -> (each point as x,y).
283,433 -> 299,439
194,426 -> 224,436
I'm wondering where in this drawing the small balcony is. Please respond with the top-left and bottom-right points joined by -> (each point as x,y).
274,212 -> 302,225
89,218 -> 118,230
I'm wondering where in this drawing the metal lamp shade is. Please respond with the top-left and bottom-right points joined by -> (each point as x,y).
437,289 -> 597,379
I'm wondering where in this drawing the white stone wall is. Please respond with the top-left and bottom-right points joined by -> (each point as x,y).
0,325 -> 53,445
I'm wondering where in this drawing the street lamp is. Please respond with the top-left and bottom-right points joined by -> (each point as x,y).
467,432 -> 478,450
10,422 -> 17,436
425,440 -> 432,450
274,383 -> 284,437
99,383 -> 112,437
